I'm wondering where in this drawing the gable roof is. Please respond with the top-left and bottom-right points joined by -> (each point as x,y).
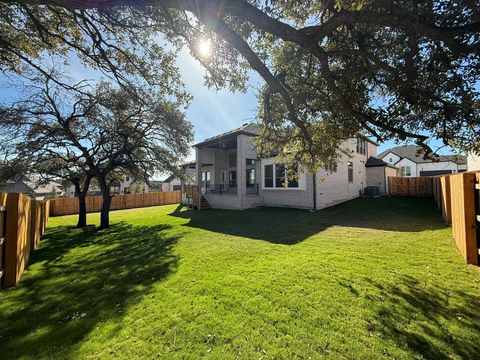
162,174 -> 175,183
193,123 -> 259,148
378,145 -> 466,164
365,157 -> 397,168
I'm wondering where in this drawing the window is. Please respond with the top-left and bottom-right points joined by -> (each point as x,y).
246,168 -> 255,186
264,163 -> 300,189
275,164 -> 286,187
229,170 -> 237,187
287,165 -> 299,188
356,138 -> 366,155
348,161 -> 354,183
401,166 -> 411,177
228,153 -> 237,167
389,157 -> 393,163
264,165 -> 274,188
246,158 -> 256,166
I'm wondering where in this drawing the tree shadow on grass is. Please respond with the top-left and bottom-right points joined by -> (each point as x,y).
0,222 -> 180,359
366,275 -> 480,359
170,197 -> 448,245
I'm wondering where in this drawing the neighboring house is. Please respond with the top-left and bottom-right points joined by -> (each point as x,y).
467,152 -> 480,172
161,175 -> 182,191
377,145 -> 467,177
148,180 -> 163,192
190,123 -> 384,210
1,174 -> 64,200
162,161 -> 196,192
64,176 -> 148,198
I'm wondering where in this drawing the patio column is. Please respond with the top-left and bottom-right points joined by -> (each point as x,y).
196,147 -> 202,193
236,134 -> 247,197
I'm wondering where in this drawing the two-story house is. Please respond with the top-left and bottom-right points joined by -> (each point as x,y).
189,124 -> 387,210
378,145 -> 467,177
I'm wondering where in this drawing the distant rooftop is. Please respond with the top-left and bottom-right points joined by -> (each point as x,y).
378,145 -> 467,164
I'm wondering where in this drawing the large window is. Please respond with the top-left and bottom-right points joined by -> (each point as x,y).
356,138 -> 366,155
275,164 -> 285,187
264,165 -> 274,188
264,163 -> 299,189
348,161 -> 354,183
287,165 -> 299,188
400,166 -> 411,177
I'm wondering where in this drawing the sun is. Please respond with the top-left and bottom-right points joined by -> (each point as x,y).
198,39 -> 212,57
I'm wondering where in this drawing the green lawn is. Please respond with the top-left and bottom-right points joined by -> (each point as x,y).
0,197 -> 479,359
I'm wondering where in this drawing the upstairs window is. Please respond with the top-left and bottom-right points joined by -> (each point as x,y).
324,162 -> 337,173
356,138 -> 366,155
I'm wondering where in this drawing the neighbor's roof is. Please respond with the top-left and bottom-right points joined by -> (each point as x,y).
193,123 -> 260,148
23,174 -> 63,194
377,145 -> 467,164
162,174 -> 175,183
365,157 -> 397,168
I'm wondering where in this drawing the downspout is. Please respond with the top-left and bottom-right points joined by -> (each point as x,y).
312,172 -> 317,212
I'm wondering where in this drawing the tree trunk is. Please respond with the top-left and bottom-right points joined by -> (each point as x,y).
97,175 -> 111,229
75,181 -> 86,228
75,176 -> 92,228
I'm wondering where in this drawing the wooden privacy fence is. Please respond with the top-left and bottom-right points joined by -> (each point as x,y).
433,172 -> 480,265
0,192 -> 50,288
49,191 -> 181,216
388,176 -> 433,196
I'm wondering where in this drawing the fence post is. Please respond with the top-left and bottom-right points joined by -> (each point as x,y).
4,193 -> 32,287
450,173 -> 478,265
440,176 -> 452,224
0,205 -> 6,288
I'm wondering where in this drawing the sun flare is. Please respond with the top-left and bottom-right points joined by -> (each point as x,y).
198,39 -> 212,57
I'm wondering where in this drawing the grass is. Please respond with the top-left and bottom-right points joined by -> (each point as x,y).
0,197 -> 479,359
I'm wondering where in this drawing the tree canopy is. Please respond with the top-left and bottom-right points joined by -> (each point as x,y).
0,76 -> 193,228
1,0 -> 479,169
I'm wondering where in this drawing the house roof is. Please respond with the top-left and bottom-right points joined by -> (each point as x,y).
23,175 -> 63,194
377,145 -> 467,164
193,123 -> 259,148
365,157 -> 397,168
162,174 -> 175,183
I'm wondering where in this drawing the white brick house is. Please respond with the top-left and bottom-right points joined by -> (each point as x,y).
190,124 -> 383,210
377,145 -> 467,177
